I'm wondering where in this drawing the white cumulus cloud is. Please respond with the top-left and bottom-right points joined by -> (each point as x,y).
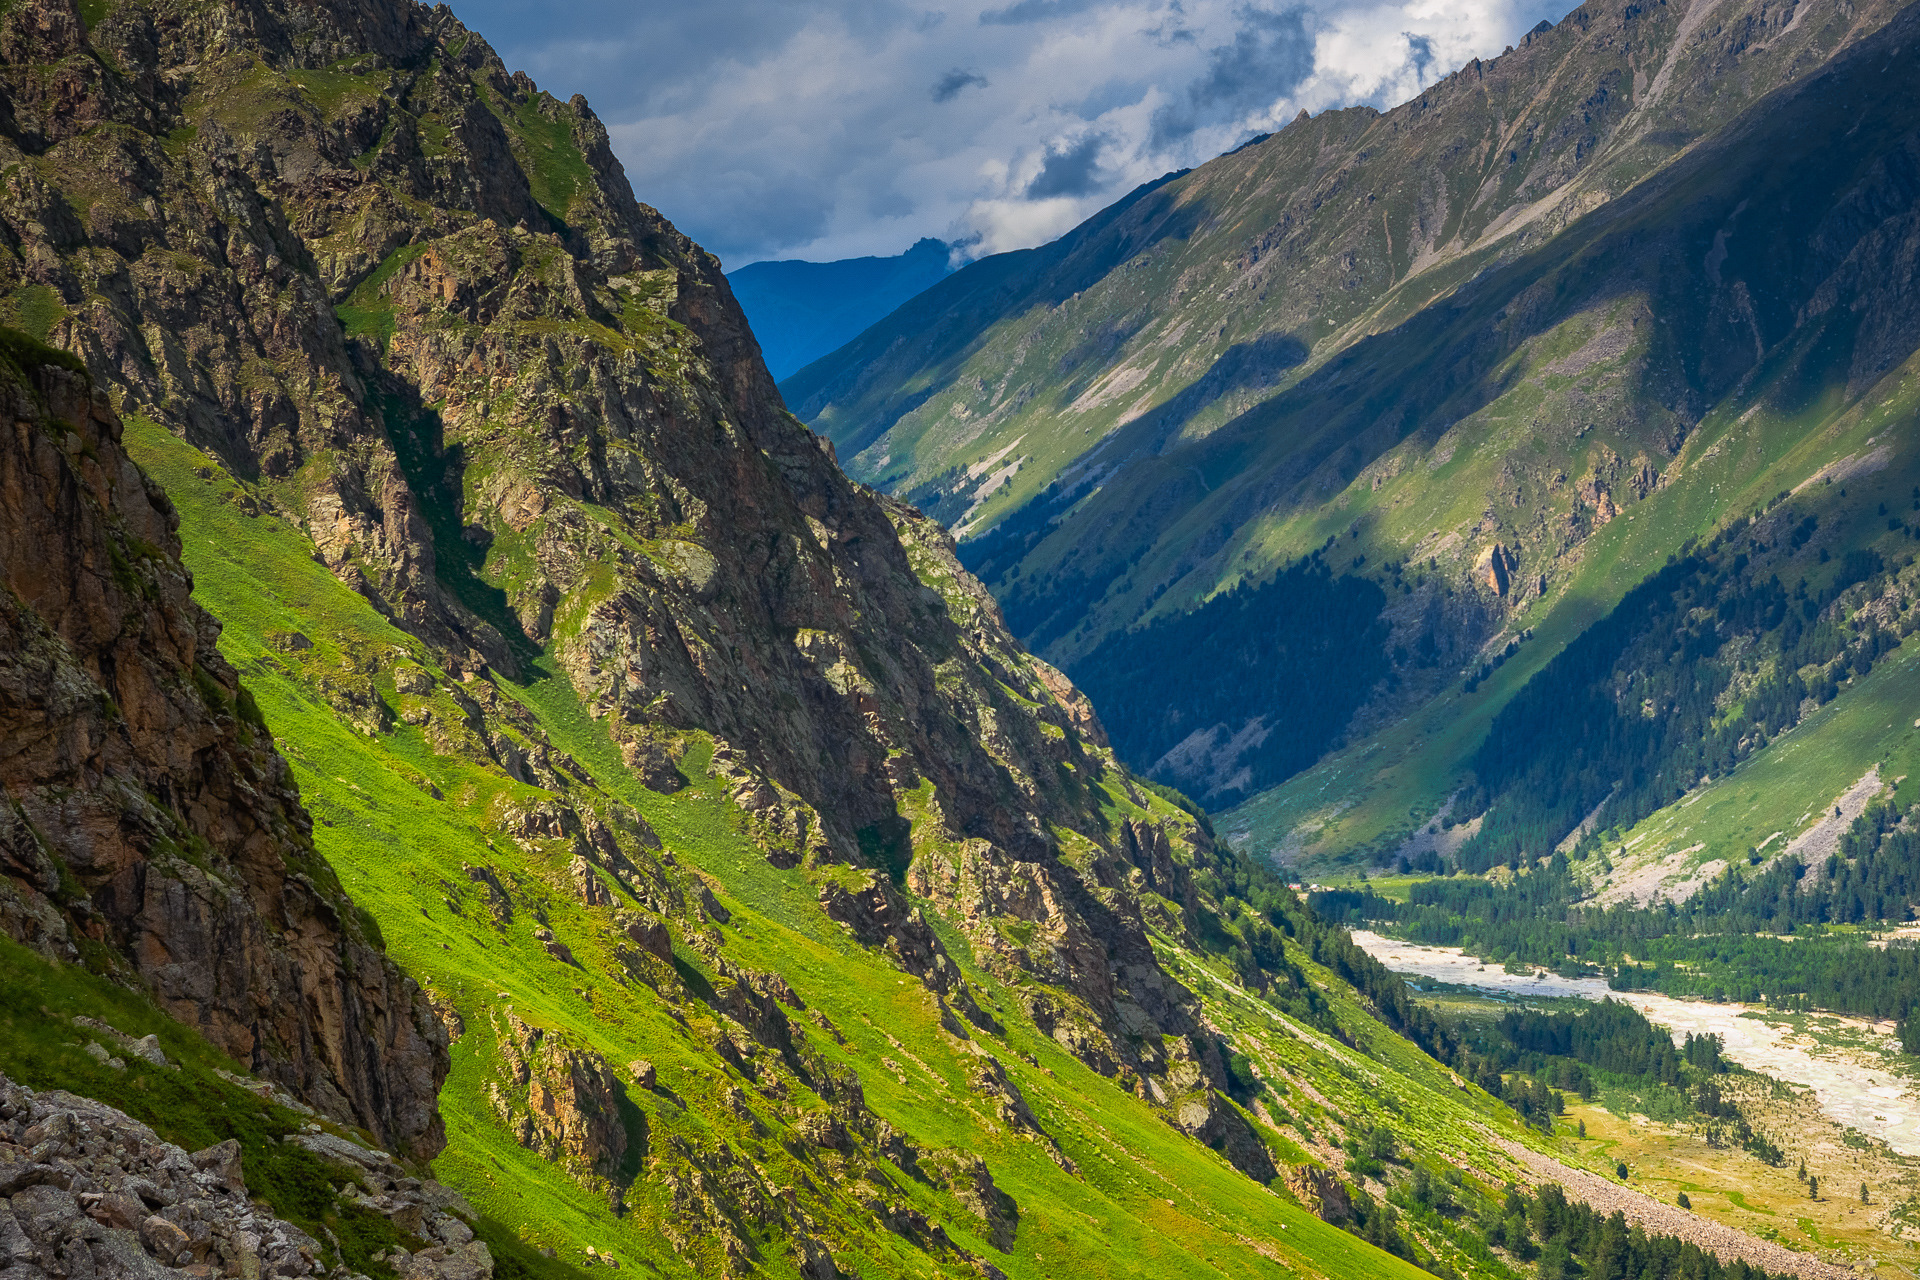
448,0 -> 1570,265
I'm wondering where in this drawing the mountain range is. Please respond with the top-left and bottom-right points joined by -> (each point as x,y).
785,0 -> 1920,861
727,239 -> 954,381
3,0 -> 1919,1276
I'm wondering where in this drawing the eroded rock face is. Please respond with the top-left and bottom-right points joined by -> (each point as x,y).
0,349 -> 447,1156
1284,1165 -> 1353,1224
487,1012 -> 637,1187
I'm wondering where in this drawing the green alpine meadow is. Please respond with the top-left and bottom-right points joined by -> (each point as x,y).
2,0 -> 1918,1276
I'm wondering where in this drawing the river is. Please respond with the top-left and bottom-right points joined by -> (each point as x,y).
1351,930 -> 1920,1155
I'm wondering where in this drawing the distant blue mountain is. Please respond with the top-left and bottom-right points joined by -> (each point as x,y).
728,238 -> 954,383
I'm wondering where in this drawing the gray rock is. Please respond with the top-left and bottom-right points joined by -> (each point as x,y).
1,1075 -> 483,1280
399,1243 -> 491,1280
188,1143 -> 245,1198
127,1041 -> 169,1072
9,1185 -> 82,1253
89,1229 -> 185,1280
138,1217 -> 190,1265
1,1202 -> 36,1266
284,1136 -> 397,1181
81,1045 -> 125,1073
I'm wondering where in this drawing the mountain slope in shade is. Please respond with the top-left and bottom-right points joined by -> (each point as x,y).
787,0 -> 1920,844
731,238 -> 952,380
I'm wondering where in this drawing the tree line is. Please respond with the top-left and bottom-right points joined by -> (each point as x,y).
1451,510 -> 1908,872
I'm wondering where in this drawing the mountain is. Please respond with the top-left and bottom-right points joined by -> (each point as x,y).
0,0 -> 1590,1275
728,238 -> 953,380
1,0 -> 1902,1275
784,0 -> 1920,854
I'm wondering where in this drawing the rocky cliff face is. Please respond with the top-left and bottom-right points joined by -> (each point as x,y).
0,0 -> 1271,1174
0,338 -> 447,1154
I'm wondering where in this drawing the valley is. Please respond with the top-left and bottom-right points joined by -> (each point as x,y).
1353,931 -> 1920,1156
1,0 -> 1918,1274
791,0 -> 1920,873
1351,928 -> 1920,1272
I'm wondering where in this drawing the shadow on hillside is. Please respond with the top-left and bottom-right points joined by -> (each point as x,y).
968,4 -> 1920,665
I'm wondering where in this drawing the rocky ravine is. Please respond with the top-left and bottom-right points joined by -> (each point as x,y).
0,340 -> 447,1156
0,0 -> 1271,1161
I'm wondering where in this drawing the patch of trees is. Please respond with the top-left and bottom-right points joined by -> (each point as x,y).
1331,796 -> 1920,1032
1193,844 -> 1467,1061
1357,873 -> 1920,1022
1493,1000 -> 1692,1084
1488,1184 -> 1790,1280
1452,515 -> 1908,871
1066,558 -> 1390,804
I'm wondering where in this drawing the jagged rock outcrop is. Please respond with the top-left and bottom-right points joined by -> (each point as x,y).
1284,1165 -> 1353,1224
487,1011 -> 637,1188
0,0 -> 1278,1185
920,1151 -> 1018,1252
0,342 -> 447,1155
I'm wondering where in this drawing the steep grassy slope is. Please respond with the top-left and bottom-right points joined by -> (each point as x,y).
0,0 -> 1491,1272
121,415 -> 1530,1280
0,332 -> 448,1154
788,0 -> 1920,847
1229,325 -> 1920,864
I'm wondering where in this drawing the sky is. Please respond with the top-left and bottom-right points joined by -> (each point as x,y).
447,0 -> 1571,268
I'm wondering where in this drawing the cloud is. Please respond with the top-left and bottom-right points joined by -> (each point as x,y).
1025,133 -> 1108,197
932,68 -> 990,99
980,0 -> 1104,24
452,0 -> 1571,264
1150,5 -> 1314,149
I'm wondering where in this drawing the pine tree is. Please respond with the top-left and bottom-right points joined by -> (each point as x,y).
1677,1192 -> 1691,1209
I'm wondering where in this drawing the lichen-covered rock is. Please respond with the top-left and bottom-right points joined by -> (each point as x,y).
0,346 -> 446,1157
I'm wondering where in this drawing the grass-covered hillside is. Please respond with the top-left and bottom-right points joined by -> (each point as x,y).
125,414 -> 1552,1280
787,0 -> 1920,855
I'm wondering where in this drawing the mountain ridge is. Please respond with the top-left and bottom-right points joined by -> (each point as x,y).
787,0 -> 1920,838
0,0 -> 1480,1273
729,238 -> 954,381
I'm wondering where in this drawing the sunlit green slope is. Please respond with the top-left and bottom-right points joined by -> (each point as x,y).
129,419 -> 1526,1280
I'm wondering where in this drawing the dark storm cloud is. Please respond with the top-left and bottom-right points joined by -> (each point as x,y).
1150,4 -> 1315,148
1026,134 -> 1108,197
932,68 -> 990,99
